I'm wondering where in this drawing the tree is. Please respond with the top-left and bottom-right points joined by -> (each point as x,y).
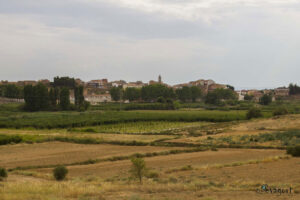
244,94 -> 254,101
49,88 -> 58,107
1,84 -> 23,99
124,87 -> 141,102
289,83 -> 300,95
259,94 -> 272,105
157,96 -> 166,103
59,87 -> 70,110
176,86 -> 191,102
24,85 -> 36,111
53,76 -> 75,88
141,84 -> 175,102
190,86 -> 202,102
23,83 -> 49,111
205,88 -> 237,105
110,87 -> 122,101
130,157 -> 147,184
35,83 -> 49,110
74,86 -> 85,107
227,85 -> 235,91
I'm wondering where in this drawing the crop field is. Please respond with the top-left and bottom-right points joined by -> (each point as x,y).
72,121 -> 211,134
0,109 -> 248,129
0,142 -> 186,169
33,148 -> 286,178
0,129 -> 176,143
167,115 -> 300,147
0,105 -> 299,200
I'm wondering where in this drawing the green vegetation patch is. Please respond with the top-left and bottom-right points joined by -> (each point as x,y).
202,130 -> 300,147
0,110 -> 247,129
72,121 -> 210,134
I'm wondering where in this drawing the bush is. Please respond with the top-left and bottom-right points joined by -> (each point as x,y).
145,170 -> 159,179
259,94 -> 272,105
0,167 -> 7,179
287,145 -> 300,157
0,135 -> 22,145
273,107 -> 289,116
53,166 -> 68,181
246,107 -> 263,119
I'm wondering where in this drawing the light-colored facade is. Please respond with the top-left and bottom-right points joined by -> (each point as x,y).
235,91 -> 245,101
123,81 -> 146,89
86,79 -> 108,89
85,94 -> 112,104
275,87 -> 289,97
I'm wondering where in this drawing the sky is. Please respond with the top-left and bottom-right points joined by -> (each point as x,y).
1,0 -> 300,89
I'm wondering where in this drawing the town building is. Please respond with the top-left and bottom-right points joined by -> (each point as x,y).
38,79 -> 51,86
75,79 -> 85,86
110,80 -> 126,88
235,91 -> 245,101
85,93 -> 112,104
275,87 -> 289,97
123,81 -> 146,89
17,80 -> 37,86
86,79 -> 108,89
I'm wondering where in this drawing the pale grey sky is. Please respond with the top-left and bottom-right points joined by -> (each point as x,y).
1,0 -> 300,89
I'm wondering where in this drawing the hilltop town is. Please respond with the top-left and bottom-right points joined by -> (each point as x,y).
0,76 -> 291,105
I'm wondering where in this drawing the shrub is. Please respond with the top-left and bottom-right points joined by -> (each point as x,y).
287,145 -> 300,157
53,166 -> 68,181
273,107 -> 289,116
0,135 -> 22,145
145,170 -> 159,179
246,107 -> 263,119
0,167 -> 7,179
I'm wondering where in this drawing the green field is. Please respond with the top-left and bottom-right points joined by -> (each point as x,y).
73,121 -> 211,134
0,109 -> 250,129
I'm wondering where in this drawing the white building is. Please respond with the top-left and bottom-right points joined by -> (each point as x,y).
85,94 -> 112,105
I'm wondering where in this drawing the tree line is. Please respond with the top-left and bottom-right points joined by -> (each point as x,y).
0,84 -> 23,99
289,83 -> 300,95
23,83 -> 88,112
22,77 -> 88,112
110,84 -> 237,105
110,84 -> 203,103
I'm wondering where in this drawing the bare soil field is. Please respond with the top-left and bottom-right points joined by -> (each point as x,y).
0,142 -> 182,168
186,157 -> 300,184
34,148 -> 285,178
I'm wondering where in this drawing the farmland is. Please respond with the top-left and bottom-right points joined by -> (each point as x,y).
0,103 -> 300,200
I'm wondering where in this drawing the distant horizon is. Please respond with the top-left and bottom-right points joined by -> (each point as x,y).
1,76 -> 291,90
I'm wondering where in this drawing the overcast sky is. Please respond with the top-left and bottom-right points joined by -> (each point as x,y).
1,0 -> 300,89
